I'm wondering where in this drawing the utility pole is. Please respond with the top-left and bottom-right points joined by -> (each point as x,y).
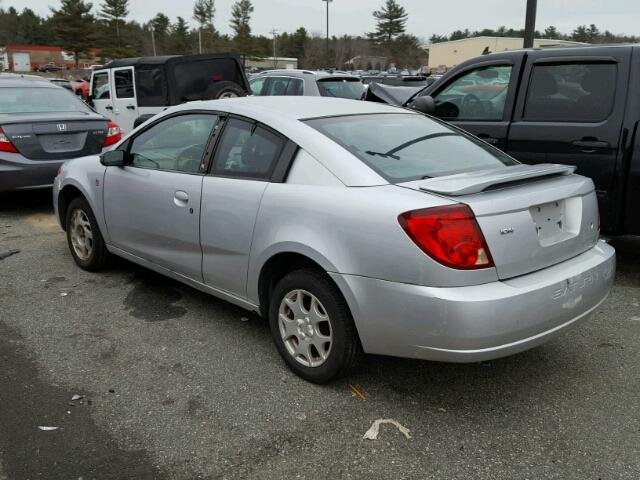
270,28 -> 278,68
151,27 -> 157,56
198,28 -> 203,54
523,0 -> 537,48
321,0 -> 333,67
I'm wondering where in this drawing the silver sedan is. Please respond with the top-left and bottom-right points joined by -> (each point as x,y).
53,97 -> 615,383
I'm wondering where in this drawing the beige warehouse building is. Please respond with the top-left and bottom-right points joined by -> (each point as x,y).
428,37 -> 586,71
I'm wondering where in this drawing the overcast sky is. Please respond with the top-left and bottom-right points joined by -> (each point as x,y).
4,0 -> 639,40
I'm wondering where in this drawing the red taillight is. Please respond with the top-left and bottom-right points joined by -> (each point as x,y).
212,74 -> 223,81
398,204 -> 494,270
102,121 -> 122,147
0,128 -> 18,153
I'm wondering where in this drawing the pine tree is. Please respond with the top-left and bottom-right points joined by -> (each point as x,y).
193,0 -> 215,52
230,0 -> 253,54
50,0 -> 95,67
150,12 -> 170,54
543,26 -> 559,39
99,0 -> 128,48
170,16 -> 191,54
368,0 -> 408,45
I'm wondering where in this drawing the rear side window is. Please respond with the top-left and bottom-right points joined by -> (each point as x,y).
265,77 -> 303,96
523,63 -> 617,122
317,78 -> 365,100
212,118 -> 284,178
114,69 -> 135,98
135,66 -> 167,107
306,113 -> 518,183
92,71 -> 110,100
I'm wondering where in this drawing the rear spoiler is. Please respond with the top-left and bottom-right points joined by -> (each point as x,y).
417,164 -> 576,196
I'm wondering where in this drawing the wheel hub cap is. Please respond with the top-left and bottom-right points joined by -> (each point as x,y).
69,209 -> 93,261
278,289 -> 332,368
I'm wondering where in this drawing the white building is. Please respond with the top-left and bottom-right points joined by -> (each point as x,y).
428,37 -> 586,71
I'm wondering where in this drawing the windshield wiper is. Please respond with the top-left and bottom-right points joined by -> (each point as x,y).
365,150 -> 400,160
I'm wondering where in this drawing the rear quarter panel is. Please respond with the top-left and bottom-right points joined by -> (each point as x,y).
246,182 -> 500,306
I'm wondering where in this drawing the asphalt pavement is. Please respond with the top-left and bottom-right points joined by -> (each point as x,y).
0,189 -> 639,479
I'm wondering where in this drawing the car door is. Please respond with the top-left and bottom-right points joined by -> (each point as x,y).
427,54 -> 523,150
111,66 -> 139,133
90,70 -> 114,120
200,116 -> 290,298
507,48 -> 632,230
103,112 -> 219,281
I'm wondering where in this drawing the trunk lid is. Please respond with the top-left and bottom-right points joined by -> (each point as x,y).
400,164 -> 600,279
1,113 -> 108,160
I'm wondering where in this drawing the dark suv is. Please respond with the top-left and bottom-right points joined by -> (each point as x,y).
370,45 -> 640,235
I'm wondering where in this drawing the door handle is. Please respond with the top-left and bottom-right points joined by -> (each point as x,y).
105,105 -> 113,110
174,190 -> 189,207
572,139 -> 610,152
126,105 -> 135,110
477,134 -> 499,145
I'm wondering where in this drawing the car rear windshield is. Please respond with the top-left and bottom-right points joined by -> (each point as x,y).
305,113 -> 518,182
316,78 -> 365,100
0,87 -> 91,114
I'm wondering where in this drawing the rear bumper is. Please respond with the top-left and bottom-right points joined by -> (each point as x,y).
330,240 -> 615,362
0,152 -> 64,192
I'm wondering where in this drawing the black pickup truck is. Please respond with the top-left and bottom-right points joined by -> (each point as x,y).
368,45 -> 640,235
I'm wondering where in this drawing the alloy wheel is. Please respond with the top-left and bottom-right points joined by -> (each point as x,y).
278,289 -> 333,367
69,209 -> 93,261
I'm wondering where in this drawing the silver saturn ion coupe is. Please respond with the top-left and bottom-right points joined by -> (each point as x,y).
53,97 -> 615,383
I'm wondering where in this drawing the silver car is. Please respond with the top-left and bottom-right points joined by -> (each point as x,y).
53,97 -> 615,383
249,70 -> 365,100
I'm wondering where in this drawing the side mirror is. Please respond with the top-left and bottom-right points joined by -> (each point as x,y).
100,149 -> 126,167
408,95 -> 436,115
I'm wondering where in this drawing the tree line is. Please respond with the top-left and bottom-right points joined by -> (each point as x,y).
430,24 -> 638,45
0,0 -> 637,70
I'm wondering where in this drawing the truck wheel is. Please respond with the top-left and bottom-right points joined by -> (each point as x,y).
202,81 -> 246,100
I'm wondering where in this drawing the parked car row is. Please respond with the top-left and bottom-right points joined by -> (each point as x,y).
1,47 -> 626,383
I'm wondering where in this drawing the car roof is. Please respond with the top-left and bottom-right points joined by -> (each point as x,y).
0,74 -> 58,88
256,69 -> 360,80
187,96 -> 407,120
103,53 -> 241,69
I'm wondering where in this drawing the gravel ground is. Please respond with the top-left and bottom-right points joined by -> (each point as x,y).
1,189 -> 639,480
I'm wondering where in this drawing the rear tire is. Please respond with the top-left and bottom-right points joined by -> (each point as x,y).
65,196 -> 112,271
269,270 -> 363,383
201,81 -> 246,100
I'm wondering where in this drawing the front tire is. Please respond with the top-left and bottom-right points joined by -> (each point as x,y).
269,270 -> 363,383
65,197 -> 112,271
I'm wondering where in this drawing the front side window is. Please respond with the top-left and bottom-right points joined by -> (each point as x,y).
306,113 -> 518,183
523,63 -> 617,122
92,71 -> 111,100
212,118 -> 284,178
114,69 -> 135,99
250,77 -> 266,95
433,65 -> 512,121
129,114 -> 218,173
0,87 -> 91,114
